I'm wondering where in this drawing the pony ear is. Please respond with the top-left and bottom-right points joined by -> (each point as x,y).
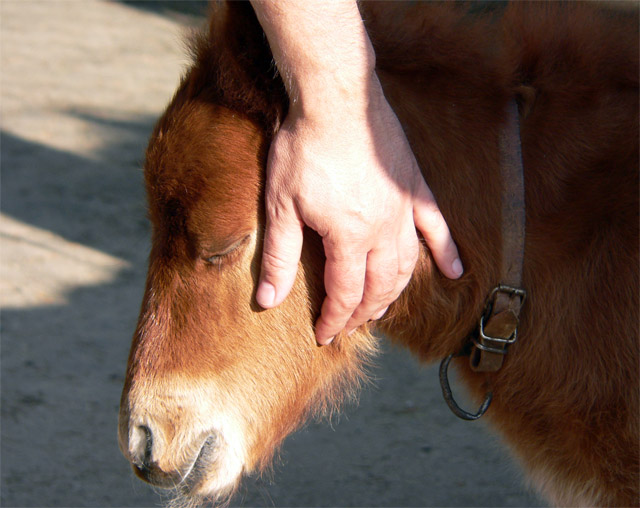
184,1 -> 287,133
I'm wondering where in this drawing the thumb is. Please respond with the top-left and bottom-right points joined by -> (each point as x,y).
256,203 -> 305,309
413,180 -> 463,280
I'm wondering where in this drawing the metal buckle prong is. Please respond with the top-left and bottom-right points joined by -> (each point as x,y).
488,284 -> 527,303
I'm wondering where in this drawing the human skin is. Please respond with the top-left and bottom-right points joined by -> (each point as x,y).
250,0 -> 463,344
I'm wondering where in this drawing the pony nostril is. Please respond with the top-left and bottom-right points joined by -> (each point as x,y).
127,425 -> 189,489
131,425 -> 153,471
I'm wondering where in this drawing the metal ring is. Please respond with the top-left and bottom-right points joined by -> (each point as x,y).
439,354 -> 493,421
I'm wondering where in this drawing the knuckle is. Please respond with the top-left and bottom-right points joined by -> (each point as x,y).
327,290 -> 362,317
379,283 -> 398,302
367,261 -> 399,294
422,207 -> 446,233
324,237 -> 367,263
369,272 -> 406,306
363,284 -> 395,308
261,249 -> 293,273
398,250 -> 419,278
330,291 -> 363,313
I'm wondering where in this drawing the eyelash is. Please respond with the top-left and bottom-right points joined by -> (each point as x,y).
205,253 -> 230,267
203,235 -> 250,267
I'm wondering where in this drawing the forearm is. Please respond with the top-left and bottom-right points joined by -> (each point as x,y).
250,0 -> 376,113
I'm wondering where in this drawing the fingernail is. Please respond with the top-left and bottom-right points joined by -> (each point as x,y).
317,336 -> 334,346
373,306 -> 388,320
452,258 -> 464,277
256,282 -> 275,307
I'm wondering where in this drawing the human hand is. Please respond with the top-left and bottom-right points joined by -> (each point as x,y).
256,75 -> 462,344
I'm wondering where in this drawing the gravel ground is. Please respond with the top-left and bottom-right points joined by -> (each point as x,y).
1,2 -> 544,507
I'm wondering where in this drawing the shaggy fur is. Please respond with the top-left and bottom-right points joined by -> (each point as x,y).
119,2 -> 639,507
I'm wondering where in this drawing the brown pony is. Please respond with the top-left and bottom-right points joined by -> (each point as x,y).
118,2 -> 639,506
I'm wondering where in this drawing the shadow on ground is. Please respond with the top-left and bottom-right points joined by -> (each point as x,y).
118,0 -> 209,19
1,120 -> 156,505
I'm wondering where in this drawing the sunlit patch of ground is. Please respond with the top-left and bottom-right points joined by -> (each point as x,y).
1,213 -> 129,309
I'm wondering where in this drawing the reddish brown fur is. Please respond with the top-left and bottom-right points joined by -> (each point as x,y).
119,2 -> 639,506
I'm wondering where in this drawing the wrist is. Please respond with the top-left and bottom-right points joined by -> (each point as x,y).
292,64 -> 380,121
251,0 -> 376,110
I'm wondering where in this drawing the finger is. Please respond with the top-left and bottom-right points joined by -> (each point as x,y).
343,245 -> 398,332
315,245 -> 367,345
256,203 -> 304,309
413,180 -> 463,279
372,306 -> 389,321
393,214 -> 421,295
346,214 -> 419,332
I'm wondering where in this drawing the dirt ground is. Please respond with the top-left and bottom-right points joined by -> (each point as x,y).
1,2 -> 544,507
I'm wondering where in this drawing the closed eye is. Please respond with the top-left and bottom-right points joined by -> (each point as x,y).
203,234 -> 251,267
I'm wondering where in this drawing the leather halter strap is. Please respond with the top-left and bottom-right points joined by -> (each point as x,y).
438,98 -> 527,420
469,98 -> 527,372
